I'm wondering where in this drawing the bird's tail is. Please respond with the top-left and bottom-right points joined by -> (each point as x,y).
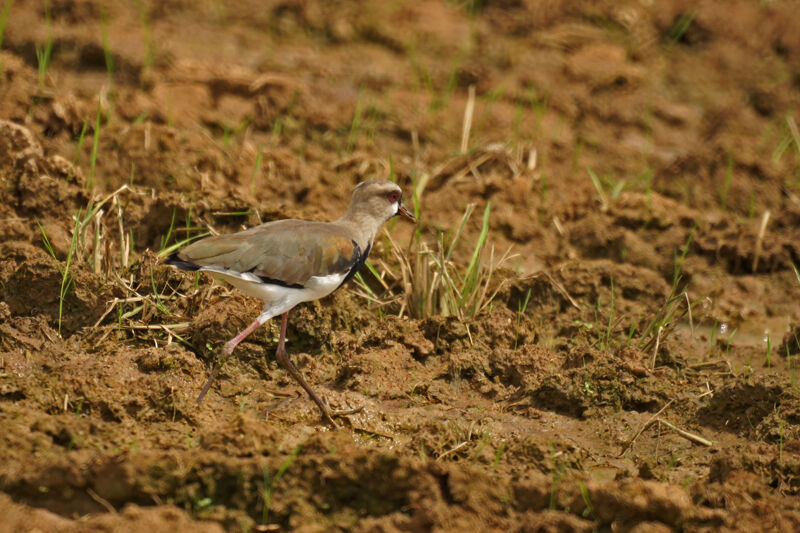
163,253 -> 201,271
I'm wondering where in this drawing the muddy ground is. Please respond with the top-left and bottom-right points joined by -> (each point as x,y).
2,1 -> 800,531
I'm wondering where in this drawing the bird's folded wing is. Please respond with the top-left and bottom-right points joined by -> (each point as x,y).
174,220 -> 361,287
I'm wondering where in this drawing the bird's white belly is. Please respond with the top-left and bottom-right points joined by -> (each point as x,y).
212,271 -> 346,323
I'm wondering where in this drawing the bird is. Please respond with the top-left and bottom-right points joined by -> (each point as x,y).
164,179 -> 416,427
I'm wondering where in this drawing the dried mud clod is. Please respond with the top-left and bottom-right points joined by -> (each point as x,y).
0,244 -> 114,336
697,377 -> 793,437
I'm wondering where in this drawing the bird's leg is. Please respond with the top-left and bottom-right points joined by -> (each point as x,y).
274,311 -> 341,428
196,316 -> 265,404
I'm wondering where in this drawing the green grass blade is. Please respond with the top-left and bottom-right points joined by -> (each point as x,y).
157,231 -> 211,257
446,204 -> 474,261
460,202 -> 490,298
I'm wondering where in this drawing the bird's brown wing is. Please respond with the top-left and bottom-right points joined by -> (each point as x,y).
169,220 -> 362,287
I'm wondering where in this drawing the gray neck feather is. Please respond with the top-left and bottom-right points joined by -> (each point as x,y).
336,208 -> 387,251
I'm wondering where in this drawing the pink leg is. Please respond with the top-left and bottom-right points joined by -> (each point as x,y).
274,312 -> 339,428
222,318 -> 265,356
195,316 -> 264,404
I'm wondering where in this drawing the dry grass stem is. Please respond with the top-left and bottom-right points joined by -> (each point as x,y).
752,209 -> 771,272
545,271 -> 581,311
684,290 -> 694,336
120,322 -> 191,331
620,399 -> 674,456
87,488 -> 118,514
658,419 -> 713,447
437,441 -> 469,461
651,325 -> 663,369
527,148 -> 537,171
552,216 -> 565,236
788,114 -> 800,153
460,85 -> 475,154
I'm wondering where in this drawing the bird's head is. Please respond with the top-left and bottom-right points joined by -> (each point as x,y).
349,179 -> 417,225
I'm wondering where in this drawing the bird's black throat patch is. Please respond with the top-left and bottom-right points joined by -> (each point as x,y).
340,242 -> 370,287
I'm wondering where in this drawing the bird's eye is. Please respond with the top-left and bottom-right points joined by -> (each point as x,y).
387,191 -> 400,203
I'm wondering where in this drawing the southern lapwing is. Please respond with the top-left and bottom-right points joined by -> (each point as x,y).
165,179 -> 416,426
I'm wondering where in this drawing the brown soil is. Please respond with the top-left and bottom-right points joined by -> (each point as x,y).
2,1 -> 800,531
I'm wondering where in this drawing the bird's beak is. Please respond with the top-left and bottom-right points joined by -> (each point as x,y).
397,202 -> 417,223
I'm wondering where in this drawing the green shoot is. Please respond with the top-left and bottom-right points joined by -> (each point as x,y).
446,204 -> 474,261
100,8 -> 114,83
586,167 -> 609,210
157,232 -> 211,258
184,195 -> 194,238
71,119 -> 88,172
250,148 -> 263,196
637,229 -> 697,354
725,328 -> 737,357
0,0 -> 12,52
120,305 -> 143,321
672,227 -> 696,290
548,451 -> 566,510
88,102 -> 102,189
137,0 -> 155,71
346,86 -> 366,153
353,271 -> 376,300
262,445 -> 302,525
720,153 -> 732,211
707,320 -> 718,359
492,442 -> 506,472
221,123 -> 232,146
388,154 -> 396,182
470,432 -> 491,464
36,215 -> 80,336
514,288 -> 532,350
765,333 -> 772,368
626,317 -> 639,347
669,9 -> 696,42
352,260 -> 394,318
149,268 -> 169,315
460,202 -> 491,304
160,209 -> 178,251
35,0 -> 53,89
386,201 -> 509,321
578,481 -> 596,520
538,174 -> 548,222
605,278 -> 615,350
411,169 -> 423,243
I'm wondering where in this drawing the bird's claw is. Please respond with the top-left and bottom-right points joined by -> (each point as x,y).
320,397 -> 364,428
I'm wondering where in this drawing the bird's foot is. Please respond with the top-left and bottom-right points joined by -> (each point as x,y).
321,410 -> 340,429
330,405 -> 364,417
319,397 -> 364,427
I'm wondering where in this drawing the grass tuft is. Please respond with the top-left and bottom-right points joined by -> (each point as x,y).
35,0 -> 53,89
262,445 -> 303,525
37,216 -> 80,336
100,8 -> 114,84
0,0 -> 12,53
88,102 -> 102,190
514,288 -> 532,350
390,201 -> 511,321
